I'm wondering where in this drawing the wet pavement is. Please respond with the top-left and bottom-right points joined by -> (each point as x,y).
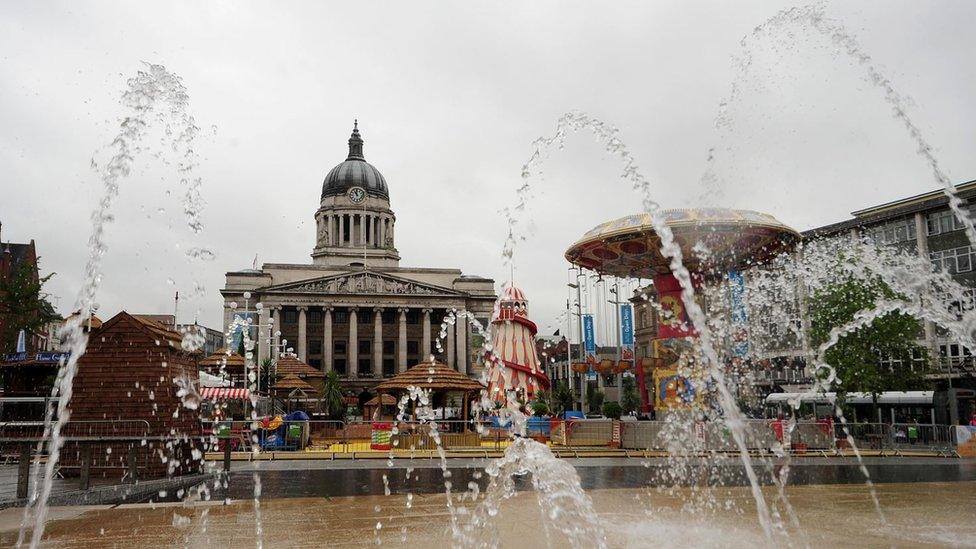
2,481 -> 974,547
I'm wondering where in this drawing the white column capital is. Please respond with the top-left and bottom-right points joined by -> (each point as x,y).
322,306 -> 334,313
373,306 -> 384,314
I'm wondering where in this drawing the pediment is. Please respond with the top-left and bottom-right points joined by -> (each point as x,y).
262,270 -> 464,297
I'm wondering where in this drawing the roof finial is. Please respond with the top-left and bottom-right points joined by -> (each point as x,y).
347,119 -> 364,160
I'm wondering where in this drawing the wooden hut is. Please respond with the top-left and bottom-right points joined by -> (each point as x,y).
363,393 -> 398,421
274,354 -> 325,391
198,349 -> 245,386
66,311 -> 202,478
374,360 -> 485,422
272,374 -> 319,413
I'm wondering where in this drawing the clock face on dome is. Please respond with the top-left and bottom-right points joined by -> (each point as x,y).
347,186 -> 367,204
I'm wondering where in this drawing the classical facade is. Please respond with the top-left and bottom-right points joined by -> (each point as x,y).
221,122 -> 496,392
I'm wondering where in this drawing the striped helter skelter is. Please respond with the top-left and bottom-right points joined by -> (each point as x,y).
485,284 -> 550,403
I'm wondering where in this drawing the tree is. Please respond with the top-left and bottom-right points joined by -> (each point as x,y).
602,401 -> 622,419
549,380 -> 575,418
620,376 -> 641,415
0,258 -> 57,354
529,398 -> 550,416
586,388 -> 605,414
808,273 -> 929,416
259,358 -> 275,392
319,371 -> 346,420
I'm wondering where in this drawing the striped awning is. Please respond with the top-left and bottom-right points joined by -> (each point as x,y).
200,387 -> 250,400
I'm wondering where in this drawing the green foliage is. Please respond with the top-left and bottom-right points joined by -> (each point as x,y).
0,258 -> 57,354
808,273 -> 929,402
586,388 -> 605,414
319,370 -> 346,420
259,358 -> 274,392
620,376 -> 641,415
602,400 -> 622,419
529,398 -> 550,416
550,380 -> 575,418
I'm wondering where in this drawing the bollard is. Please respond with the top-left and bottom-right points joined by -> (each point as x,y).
127,446 -> 139,483
223,441 -> 232,473
79,444 -> 92,491
17,444 -> 30,500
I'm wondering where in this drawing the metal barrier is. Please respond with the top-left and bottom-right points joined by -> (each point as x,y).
887,423 -> 954,452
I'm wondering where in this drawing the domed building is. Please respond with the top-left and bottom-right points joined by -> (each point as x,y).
221,122 -> 496,392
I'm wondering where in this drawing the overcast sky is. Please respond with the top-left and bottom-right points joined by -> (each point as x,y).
1,1 -> 974,338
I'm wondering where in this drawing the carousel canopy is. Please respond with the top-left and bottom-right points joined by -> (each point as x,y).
374,360 -> 485,393
565,208 -> 800,278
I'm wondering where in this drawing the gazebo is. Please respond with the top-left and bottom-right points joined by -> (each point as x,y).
272,374 -> 320,413
198,350 -> 246,386
374,360 -> 485,422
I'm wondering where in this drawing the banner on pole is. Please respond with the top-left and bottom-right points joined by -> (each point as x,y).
619,304 -> 635,363
728,271 -> 749,359
583,314 -> 597,380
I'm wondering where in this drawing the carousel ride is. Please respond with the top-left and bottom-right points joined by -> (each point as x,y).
564,207 -> 801,414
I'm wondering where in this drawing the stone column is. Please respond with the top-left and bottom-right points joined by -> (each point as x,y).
338,213 -> 345,245
398,308 -> 408,372
455,311 -> 467,375
297,306 -> 308,362
271,307 -> 281,359
258,303 -> 270,363
380,216 -> 387,248
422,308 -> 432,361
327,215 -> 334,246
360,214 -> 366,246
348,307 -> 358,377
323,306 -> 333,372
446,311 -> 455,369
373,307 -> 383,377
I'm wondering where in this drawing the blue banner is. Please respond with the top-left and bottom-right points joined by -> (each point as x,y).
728,271 -> 749,358
36,352 -> 69,363
620,304 -> 634,346
583,314 -> 596,356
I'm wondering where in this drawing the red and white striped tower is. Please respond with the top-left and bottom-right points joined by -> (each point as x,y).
485,285 -> 551,403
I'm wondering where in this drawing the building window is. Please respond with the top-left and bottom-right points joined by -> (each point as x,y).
383,341 -> 395,355
334,340 -> 347,355
407,311 -> 420,324
359,310 -> 372,324
359,359 -> 371,375
309,310 -> 322,324
359,339 -> 372,354
334,311 -> 348,324
309,358 -> 322,369
334,358 -> 346,375
868,217 -> 916,245
383,358 -> 395,376
926,209 -> 969,236
407,340 -> 419,355
382,310 -> 396,324
309,340 -> 322,355
283,310 -> 298,324
930,246 -> 976,274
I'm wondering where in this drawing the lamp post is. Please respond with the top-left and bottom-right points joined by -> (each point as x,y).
568,267 -> 587,412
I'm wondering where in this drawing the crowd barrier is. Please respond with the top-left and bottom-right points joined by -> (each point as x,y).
194,418 -> 961,455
